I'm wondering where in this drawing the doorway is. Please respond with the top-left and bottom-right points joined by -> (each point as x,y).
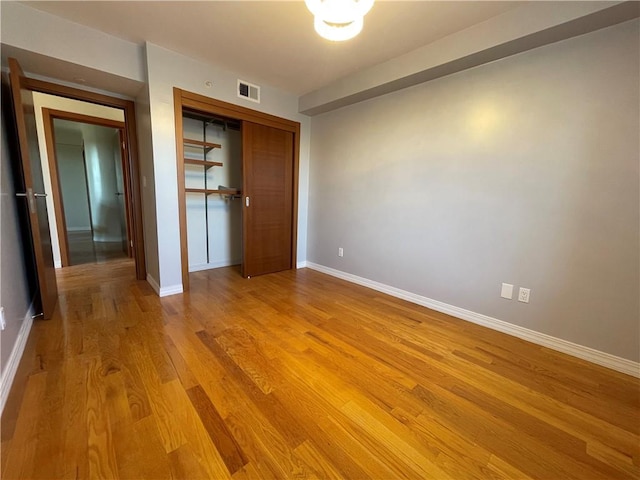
23,71 -> 146,282
43,111 -> 131,266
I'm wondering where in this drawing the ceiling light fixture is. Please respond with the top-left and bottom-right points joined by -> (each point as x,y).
305,0 -> 374,42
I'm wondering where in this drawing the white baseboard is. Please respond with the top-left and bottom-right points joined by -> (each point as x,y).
159,285 -> 183,297
305,262 -> 640,378
189,259 -> 241,272
296,261 -> 308,269
93,235 -> 124,243
0,303 -> 35,416
146,273 -> 160,295
146,274 -> 183,297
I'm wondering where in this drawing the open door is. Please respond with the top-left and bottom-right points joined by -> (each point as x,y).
242,121 -> 294,277
8,58 -> 58,319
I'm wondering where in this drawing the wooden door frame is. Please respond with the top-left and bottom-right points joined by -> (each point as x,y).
174,87 -> 300,291
22,74 -> 146,280
41,108 -> 128,267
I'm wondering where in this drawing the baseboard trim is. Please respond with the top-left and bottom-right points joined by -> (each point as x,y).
0,303 -> 35,416
93,235 -> 125,243
159,285 -> 183,297
189,260 -> 241,272
296,261 -> 308,269
146,274 -> 183,297
146,273 -> 160,295
305,262 -> 640,378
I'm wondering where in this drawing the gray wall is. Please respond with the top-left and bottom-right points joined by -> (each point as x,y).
0,92 -> 32,377
307,20 -> 639,361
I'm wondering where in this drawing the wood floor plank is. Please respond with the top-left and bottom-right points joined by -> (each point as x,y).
186,384 -> 248,474
1,372 -> 48,480
128,340 -> 188,454
85,356 -> 119,479
340,399 -> 454,479
1,259 -> 637,479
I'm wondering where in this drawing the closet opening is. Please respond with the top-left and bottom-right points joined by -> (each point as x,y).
183,109 -> 243,274
174,88 -> 300,291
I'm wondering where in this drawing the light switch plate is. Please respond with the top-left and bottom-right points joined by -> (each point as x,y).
501,283 -> 513,299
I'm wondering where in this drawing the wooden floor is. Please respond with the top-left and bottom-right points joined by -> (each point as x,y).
1,259 -> 638,479
67,231 -> 128,266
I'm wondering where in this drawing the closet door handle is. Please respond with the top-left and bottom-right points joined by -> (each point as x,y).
245,196 -> 250,207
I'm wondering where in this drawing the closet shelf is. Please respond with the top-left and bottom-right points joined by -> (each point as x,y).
185,188 -> 241,195
183,138 -> 222,153
184,158 -> 223,169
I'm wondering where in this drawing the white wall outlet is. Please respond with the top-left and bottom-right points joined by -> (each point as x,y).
338,247 -> 344,257
500,283 -> 513,299
518,287 -> 531,303
0,307 -> 6,331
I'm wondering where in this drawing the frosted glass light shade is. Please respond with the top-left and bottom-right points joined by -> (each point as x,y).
314,16 -> 363,42
305,0 -> 374,24
305,0 -> 374,41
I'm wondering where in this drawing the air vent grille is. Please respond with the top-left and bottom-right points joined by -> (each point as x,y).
238,79 -> 260,103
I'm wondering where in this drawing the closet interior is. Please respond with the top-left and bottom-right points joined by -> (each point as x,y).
175,88 -> 300,291
183,110 -> 242,272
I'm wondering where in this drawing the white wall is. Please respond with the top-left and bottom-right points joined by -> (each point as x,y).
145,42 -> 310,293
81,124 -> 123,243
307,20 -> 640,362
32,92 -> 124,267
1,1 -> 144,84
53,125 -> 90,231
56,141 -> 91,231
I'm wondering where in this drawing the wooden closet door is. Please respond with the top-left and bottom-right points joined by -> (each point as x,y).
242,121 -> 294,277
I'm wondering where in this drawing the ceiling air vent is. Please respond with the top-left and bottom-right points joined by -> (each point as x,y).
238,79 -> 260,103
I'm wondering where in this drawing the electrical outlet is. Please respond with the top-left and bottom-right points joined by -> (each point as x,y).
0,307 -> 5,331
338,247 -> 344,257
500,283 -> 513,299
518,287 -> 531,303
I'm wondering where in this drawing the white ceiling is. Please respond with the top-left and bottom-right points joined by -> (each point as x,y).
22,1 -> 522,96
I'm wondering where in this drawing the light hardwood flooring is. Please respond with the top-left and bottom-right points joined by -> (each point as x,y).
1,259 -> 638,479
67,230 -> 128,266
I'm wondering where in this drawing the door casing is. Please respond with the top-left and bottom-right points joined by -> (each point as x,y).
21,72 -> 146,281
42,108 -> 131,267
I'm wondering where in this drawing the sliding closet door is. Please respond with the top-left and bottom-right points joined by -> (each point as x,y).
242,121 -> 293,277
